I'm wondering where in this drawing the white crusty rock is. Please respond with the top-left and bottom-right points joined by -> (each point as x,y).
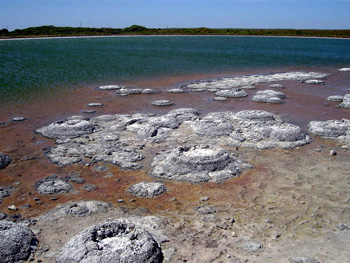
252,90 -> 285,104
150,144 -> 251,183
35,175 -> 73,195
339,94 -> 350,108
128,182 -> 167,198
338,68 -> 350,72
37,200 -> 110,221
98,85 -> 124,90
215,89 -> 248,98
308,119 -> 350,143
190,110 -> 310,149
0,221 -> 38,263
36,116 -> 94,139
184,72 -> 327,91
301,79 -> 325,85
56,219 -> 163,263
151,100 -> 173,106
327,95 -> 344,102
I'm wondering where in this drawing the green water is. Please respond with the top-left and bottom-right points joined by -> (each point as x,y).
1,36 -> 349,105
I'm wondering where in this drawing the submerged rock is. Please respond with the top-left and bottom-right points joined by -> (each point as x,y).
184,72 -> 327,91
151,100 -> 173,106
0,221 -> 38,263
128,182 -> 167,198
339,94 -> 350,108
327,95 -> 344,102
338,68 -> 350,72
38,200 -> 110,221
166,88 -> 185,93
252,90 -> 285,104
0,153 -> 12,170
56,219 -> 163,263
215,89 -> 248,98
35,175 -> 73,195
213,97 -> 228,101
87,103 -> 104,107
150,144 -> 251,183
98,85 -> 124,90
116,88 -> 144,95
308,119 -> 350,143
301,79 -> 325,85
11,116 -> 28,122
269,84 -> 285,89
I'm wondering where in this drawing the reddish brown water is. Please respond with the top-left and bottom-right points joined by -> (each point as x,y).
0,66 -> 349,218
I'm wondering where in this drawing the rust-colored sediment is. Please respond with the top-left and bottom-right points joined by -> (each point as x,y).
0,66 -> 349,218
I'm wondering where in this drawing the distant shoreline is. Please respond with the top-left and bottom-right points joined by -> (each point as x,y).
1,34 -> 350,41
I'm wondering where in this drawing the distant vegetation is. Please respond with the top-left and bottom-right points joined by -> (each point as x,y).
1,25 -> 349,38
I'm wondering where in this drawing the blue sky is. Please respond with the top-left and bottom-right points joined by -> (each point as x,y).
1,0 -> 349,30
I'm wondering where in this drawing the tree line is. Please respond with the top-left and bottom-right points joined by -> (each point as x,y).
1,25 -> 349,38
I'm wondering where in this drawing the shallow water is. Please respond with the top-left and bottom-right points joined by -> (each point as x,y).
1,36 -> 350,105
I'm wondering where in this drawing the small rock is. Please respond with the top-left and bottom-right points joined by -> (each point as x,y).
329,150 -> 337,156
301,79 -> 324,85
11,117 -> 28,122
87,103 -> 103,107
127,182 -> 167,198
327,95 -> 343,102
117,199 -> 125,203
314,149 -> 321,152
200,196 -> 210,201
8,205 -> 18,211
142,88 -> 158,94
151,100 -> 174,107
241,85 -> 256,90
241,242 -> 262,252
213,97 -> 228,101
338,68 -> 350,72
81,110 -> 97,114
269,84 -> 285,89
81,184 -> 98,192
195,206 -> 216,215
0,153 -> 12,170
98,85 -> 124,90
338,223 -> 350,231
22,204 -> 31,209
166,88 -> 185,93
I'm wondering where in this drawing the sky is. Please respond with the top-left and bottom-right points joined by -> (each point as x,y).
1,0 -> 349,31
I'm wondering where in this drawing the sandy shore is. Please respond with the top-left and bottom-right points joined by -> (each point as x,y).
0,67 -> 349,262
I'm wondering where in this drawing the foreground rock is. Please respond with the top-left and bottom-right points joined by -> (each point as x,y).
35,175 -> 73,195
128,182 -> 167,198
183,72 -> 327,91
0,153 -> 12,169
37,108 -> 309,170
150,144 -> 251,183
56,219 -> 163,263
0,221 -> 38,263
38,201 -> 110,221
308,119 -> 350,143
252,90 -> 285,104
339,94 -> 350,108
